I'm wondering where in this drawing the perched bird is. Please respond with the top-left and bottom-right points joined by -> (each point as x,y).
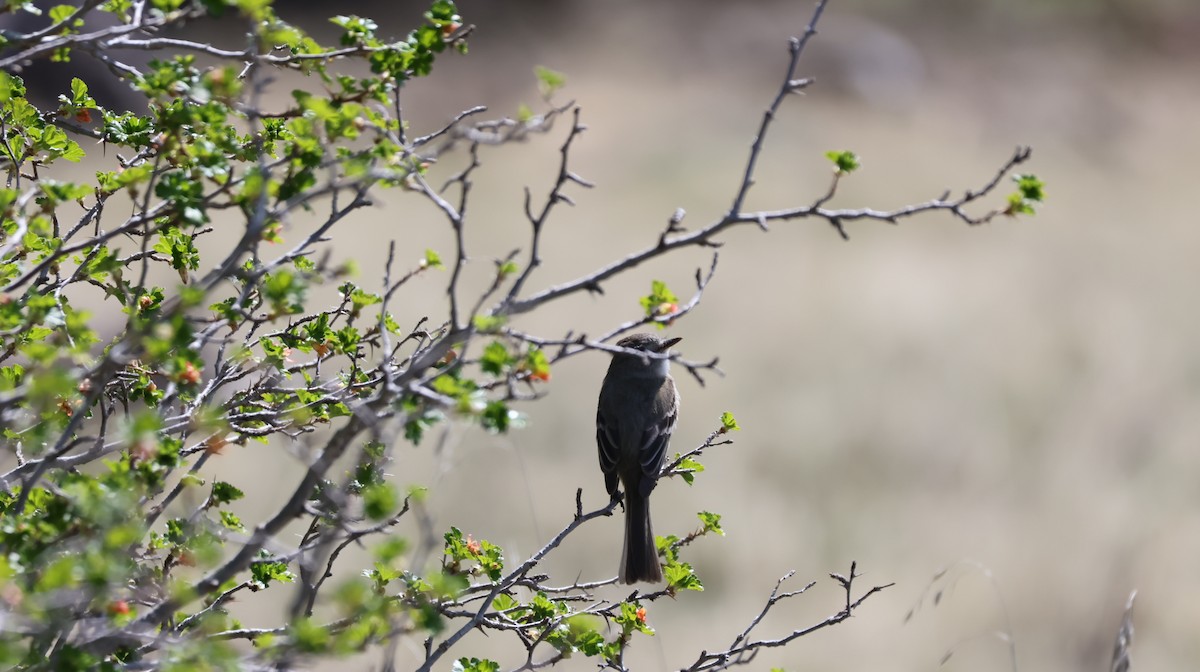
596,333 -> 682,584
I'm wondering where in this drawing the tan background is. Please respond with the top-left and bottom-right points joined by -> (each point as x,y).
110,0 -> 1199,669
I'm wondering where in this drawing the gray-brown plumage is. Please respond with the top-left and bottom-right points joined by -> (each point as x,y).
596,333 -> 681,584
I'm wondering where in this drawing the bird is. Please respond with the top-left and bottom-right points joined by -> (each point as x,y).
596,333 -> 682,584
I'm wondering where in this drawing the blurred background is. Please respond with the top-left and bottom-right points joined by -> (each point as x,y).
24,0 -> 1200,669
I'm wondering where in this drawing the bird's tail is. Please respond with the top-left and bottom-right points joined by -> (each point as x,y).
619,492 -> 662,584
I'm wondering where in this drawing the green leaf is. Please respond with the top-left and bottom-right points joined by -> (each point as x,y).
362,482 -> 398,521
374,537 -> 408,563
211,481 -> 244,505
534,65 -> 566,96
521,346 -> 550,382
423,248 -> 443,269
37,179 -> 90,203
1006,172 -> 1046,217
566,615 -> 606,656
443,526 -> 467,557
0,72 -> 23,102
69,77 -> 95,108
674,454 -> 705,485
480,341 -> 512,376
289,617 -> 330,654
615,601 -> 654,636
1013,173 -> 1045,202
825,149 -> 860,174
481,400 -> 522,433
472,314 -> 506,333
453,658 -> 500,672
152,226 -> 200,275
719,411 -> 740,432
443,527 -> 504,580
664,561 -> 704,591
529,591 -> 564,620
1006,192 -> 1034,216
261,268 -> 307,317
426,0 -> 459,23
344,285 -> 382,314
639,279 -> 679,327
491,593 -> 517,612
219,510 -> 245,531
249,555 -> 295,588
48,4 -> 76,24
697,511 -> 724,536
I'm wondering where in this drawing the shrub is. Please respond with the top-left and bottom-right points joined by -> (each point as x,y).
0,0 -> 1040,669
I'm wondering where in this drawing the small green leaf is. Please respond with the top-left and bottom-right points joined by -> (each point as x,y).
375,537 -> 409,563
491,593 -> 517,612
443,527 -> 505,581
825,149 -> 860,175
615,601 -> 654,636
472,314 -> 506,333
211,481 -> 244,505
674,454 -> 705,485
1005,192 -> 1034,216
697,511 -> 724,536
423,248 -> 443,269
69,77 -> 95,108
289,617 -> 330,653
480,341 -> 512,376
521,346 -> 550,382
363,482 -> 398,521
1013,173 -> 1045,202
219,510 -> 245,531
49,4 -> 77,24
719,411 -> 740,432
453,658 -> 500,672
533,65 -> 566,96
1006,172 -> 1046,216
249,555 -> 295,588
664,561 -> 704,591
481,400 -> 520,433
639,280 -> 679,327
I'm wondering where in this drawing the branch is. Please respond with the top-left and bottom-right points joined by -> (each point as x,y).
728,0 -> 830,216
496,0 -> 1029,317
680,562 -> 893,672
416,490 -> 621,672
502,106 -> 592,307
740,145 -> 1034,234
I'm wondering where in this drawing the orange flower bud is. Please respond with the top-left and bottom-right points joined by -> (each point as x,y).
107,600 -> 130,616
179,361 -> 201,385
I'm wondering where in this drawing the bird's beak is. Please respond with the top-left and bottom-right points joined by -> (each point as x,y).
658,337 -> 683,352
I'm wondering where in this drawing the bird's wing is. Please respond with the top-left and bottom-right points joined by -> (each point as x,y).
636,403 -> 676,497
596,408 -> 621,497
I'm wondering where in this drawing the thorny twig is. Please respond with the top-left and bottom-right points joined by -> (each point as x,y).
0,0 -> 1033,668
680,562 -> 893,672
